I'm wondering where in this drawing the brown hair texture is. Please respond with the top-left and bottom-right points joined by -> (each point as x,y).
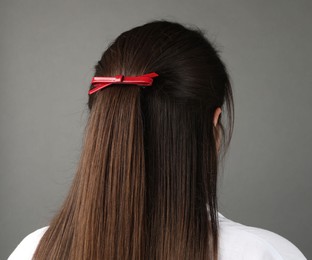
33,19 -> 234,260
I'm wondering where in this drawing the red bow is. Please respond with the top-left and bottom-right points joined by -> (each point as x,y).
89,72 -> 159,95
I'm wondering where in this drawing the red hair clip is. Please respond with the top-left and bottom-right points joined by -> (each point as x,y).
89,72 -> 159,95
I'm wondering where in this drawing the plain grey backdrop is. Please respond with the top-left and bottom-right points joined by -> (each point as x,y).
1,0 -> 311,259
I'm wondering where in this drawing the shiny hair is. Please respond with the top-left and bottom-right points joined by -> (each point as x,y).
33,19 -> 234,260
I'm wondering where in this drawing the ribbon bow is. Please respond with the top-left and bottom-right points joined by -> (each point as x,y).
89,72 -> 159,95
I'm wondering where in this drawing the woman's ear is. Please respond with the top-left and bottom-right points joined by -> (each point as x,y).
213,107 -> 222,152
213,107 -> 222,127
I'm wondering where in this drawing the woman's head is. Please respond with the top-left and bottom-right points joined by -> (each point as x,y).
33,19 -> 234,260
88,19 -> 233,156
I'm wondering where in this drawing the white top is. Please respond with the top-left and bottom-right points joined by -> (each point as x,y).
8,212 -> 307,260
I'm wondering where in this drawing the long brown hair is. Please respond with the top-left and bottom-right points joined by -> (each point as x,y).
33,19 -> 234,260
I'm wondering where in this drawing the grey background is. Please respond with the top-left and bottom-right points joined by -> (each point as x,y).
1,0 -> 311,259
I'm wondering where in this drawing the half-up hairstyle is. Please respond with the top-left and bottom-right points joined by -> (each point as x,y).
33,19 -> 234,260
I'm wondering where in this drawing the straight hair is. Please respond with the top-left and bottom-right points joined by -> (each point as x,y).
33,19 -> 234,260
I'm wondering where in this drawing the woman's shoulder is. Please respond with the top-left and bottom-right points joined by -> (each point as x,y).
217,212 -> 307,260
8,226 -> 49,260
7,216 -> 308,260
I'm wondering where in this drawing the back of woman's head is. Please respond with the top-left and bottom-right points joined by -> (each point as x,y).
33,19 -> 234,260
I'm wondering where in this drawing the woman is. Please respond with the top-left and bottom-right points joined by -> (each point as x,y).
8,19 -> 307,260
